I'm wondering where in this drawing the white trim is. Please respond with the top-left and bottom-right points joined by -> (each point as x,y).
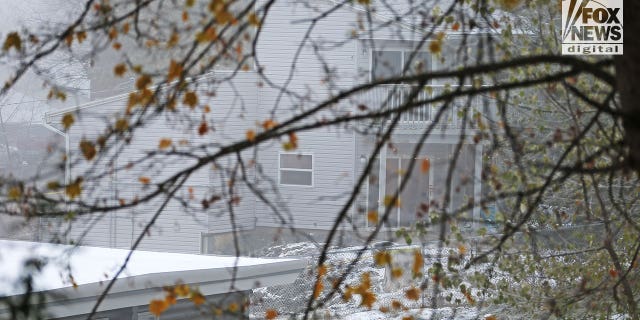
278,152 -> 314,187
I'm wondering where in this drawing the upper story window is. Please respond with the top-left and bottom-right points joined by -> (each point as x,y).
279,153 -> 313,186
372,50 -> 431,81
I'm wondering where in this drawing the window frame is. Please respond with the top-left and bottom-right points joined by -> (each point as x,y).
278,152 -> 314,187
370,48 -> 432,82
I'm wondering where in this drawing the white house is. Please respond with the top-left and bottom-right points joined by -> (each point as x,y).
44,0 -> 490,255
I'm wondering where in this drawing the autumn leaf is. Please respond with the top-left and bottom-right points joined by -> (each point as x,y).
135,75 -> 152,90
391,267 -> 403,279
246,129 -> 256,142
196,26 -> 217,42
65,178 -> 83,199
183,91 -> 198,108
79,140 -> 97,161
115,118 -> 129,132
158,138 -> 172,150
265,309 -> 278,320
2,32 -> 22,51
360,291 -> 376,309
168,60 -> 183,81
139,176 -> 151,184
8,186 -> 22,200
165,294 -> 177,305
405,287 -> 420,301
261,119 -> 277,130
114,63 -> 127,77
62,113 -> 75,130
384,195 -> 401,208
47,181 -> 61,191
458,244 -> 467,255
228,302 -> 239,313
76,31 -> 87,43
609,268 -> 618,278
420,158 -> 430,174
198,120 -> 208,135
149,299 -> 169,317
484,315 -> 498,320
248,13 -> 261,26
175,284 -> 190,296
412,250 -> 423,277
391,300 -> 403,310
429,40 -> 442,54
190,291 -> 205,305
452,22 -> 460,31
313,281 -> 323,299
367,210 -> 378,224
374,251 -> 391,266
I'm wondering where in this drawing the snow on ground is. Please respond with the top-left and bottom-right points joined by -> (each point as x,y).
251,242 -> 515,319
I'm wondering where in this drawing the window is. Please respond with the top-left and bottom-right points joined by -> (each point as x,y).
279,153 -> 313,186
372,50 -> 431,80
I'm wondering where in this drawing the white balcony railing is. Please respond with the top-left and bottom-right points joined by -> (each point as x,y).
363,84 -> 485,128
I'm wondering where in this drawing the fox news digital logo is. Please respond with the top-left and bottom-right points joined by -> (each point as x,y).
562,0 -> 623,55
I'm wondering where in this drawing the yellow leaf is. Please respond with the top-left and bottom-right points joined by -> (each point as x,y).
139,176 -> 151,184
190,292 -> 206,305
175,284 -> 190,296
149,299 -> 169,317
159,138 -> 172,150
79,140 -> 97,161
65,178 -> 83,199
196,27 -> 217,42
183,91 -> 198,108
405,287 -> 420,301
458,244 -> 467,255
384,195 -> 401,208
47,181 -> 61,191
246,129 -> 256,142
248,13 -> 261,26
265,309 -> 278,320
228,302 -> 239,313
367,210 -> 378,224
62,113 -> 74,130
114,63 -> 127,77
8,186 -> 21,200
2,32 -> 22,51
429,40 -> 442,54
185,0 -> 195,7
165,294 -> 177,305
374,251 -> 391,266
115,118 -> 128,132
420,158 -> 430,174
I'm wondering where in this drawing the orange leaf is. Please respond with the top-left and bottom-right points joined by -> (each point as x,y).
367,210 -> 378,224
313,281 -> 323,299
265,309 -> 278,320
609,268 -> 618,278
190,292 -> 206,305
261,119 -> 277,130
484,315 -> 498,320
136,75 -> 152,90
452,22 -> 460,31
159,138 -> 172,150
139,176 -> 151,184
175,284 -> 190,296
149,299 -> 169,316
420,158 -> 430,174
412,250 -> 423,277
246,129 -> 256,142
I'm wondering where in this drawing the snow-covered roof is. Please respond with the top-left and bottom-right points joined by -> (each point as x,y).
0,240 -> 306,317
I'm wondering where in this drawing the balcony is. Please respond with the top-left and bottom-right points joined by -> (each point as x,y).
361,84 -> 486,129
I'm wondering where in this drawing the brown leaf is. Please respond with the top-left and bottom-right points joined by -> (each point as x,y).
183,91 -> 198,108
79,140 -> 97,161
420,158 -> 430,174
139,176 -> 151,184
62,113 -> 74,131
158,138 -> 172,150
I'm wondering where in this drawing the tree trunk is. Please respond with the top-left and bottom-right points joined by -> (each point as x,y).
616,2 -> 640,172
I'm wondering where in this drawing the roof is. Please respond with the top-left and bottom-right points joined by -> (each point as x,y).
0,240 -> 306,317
